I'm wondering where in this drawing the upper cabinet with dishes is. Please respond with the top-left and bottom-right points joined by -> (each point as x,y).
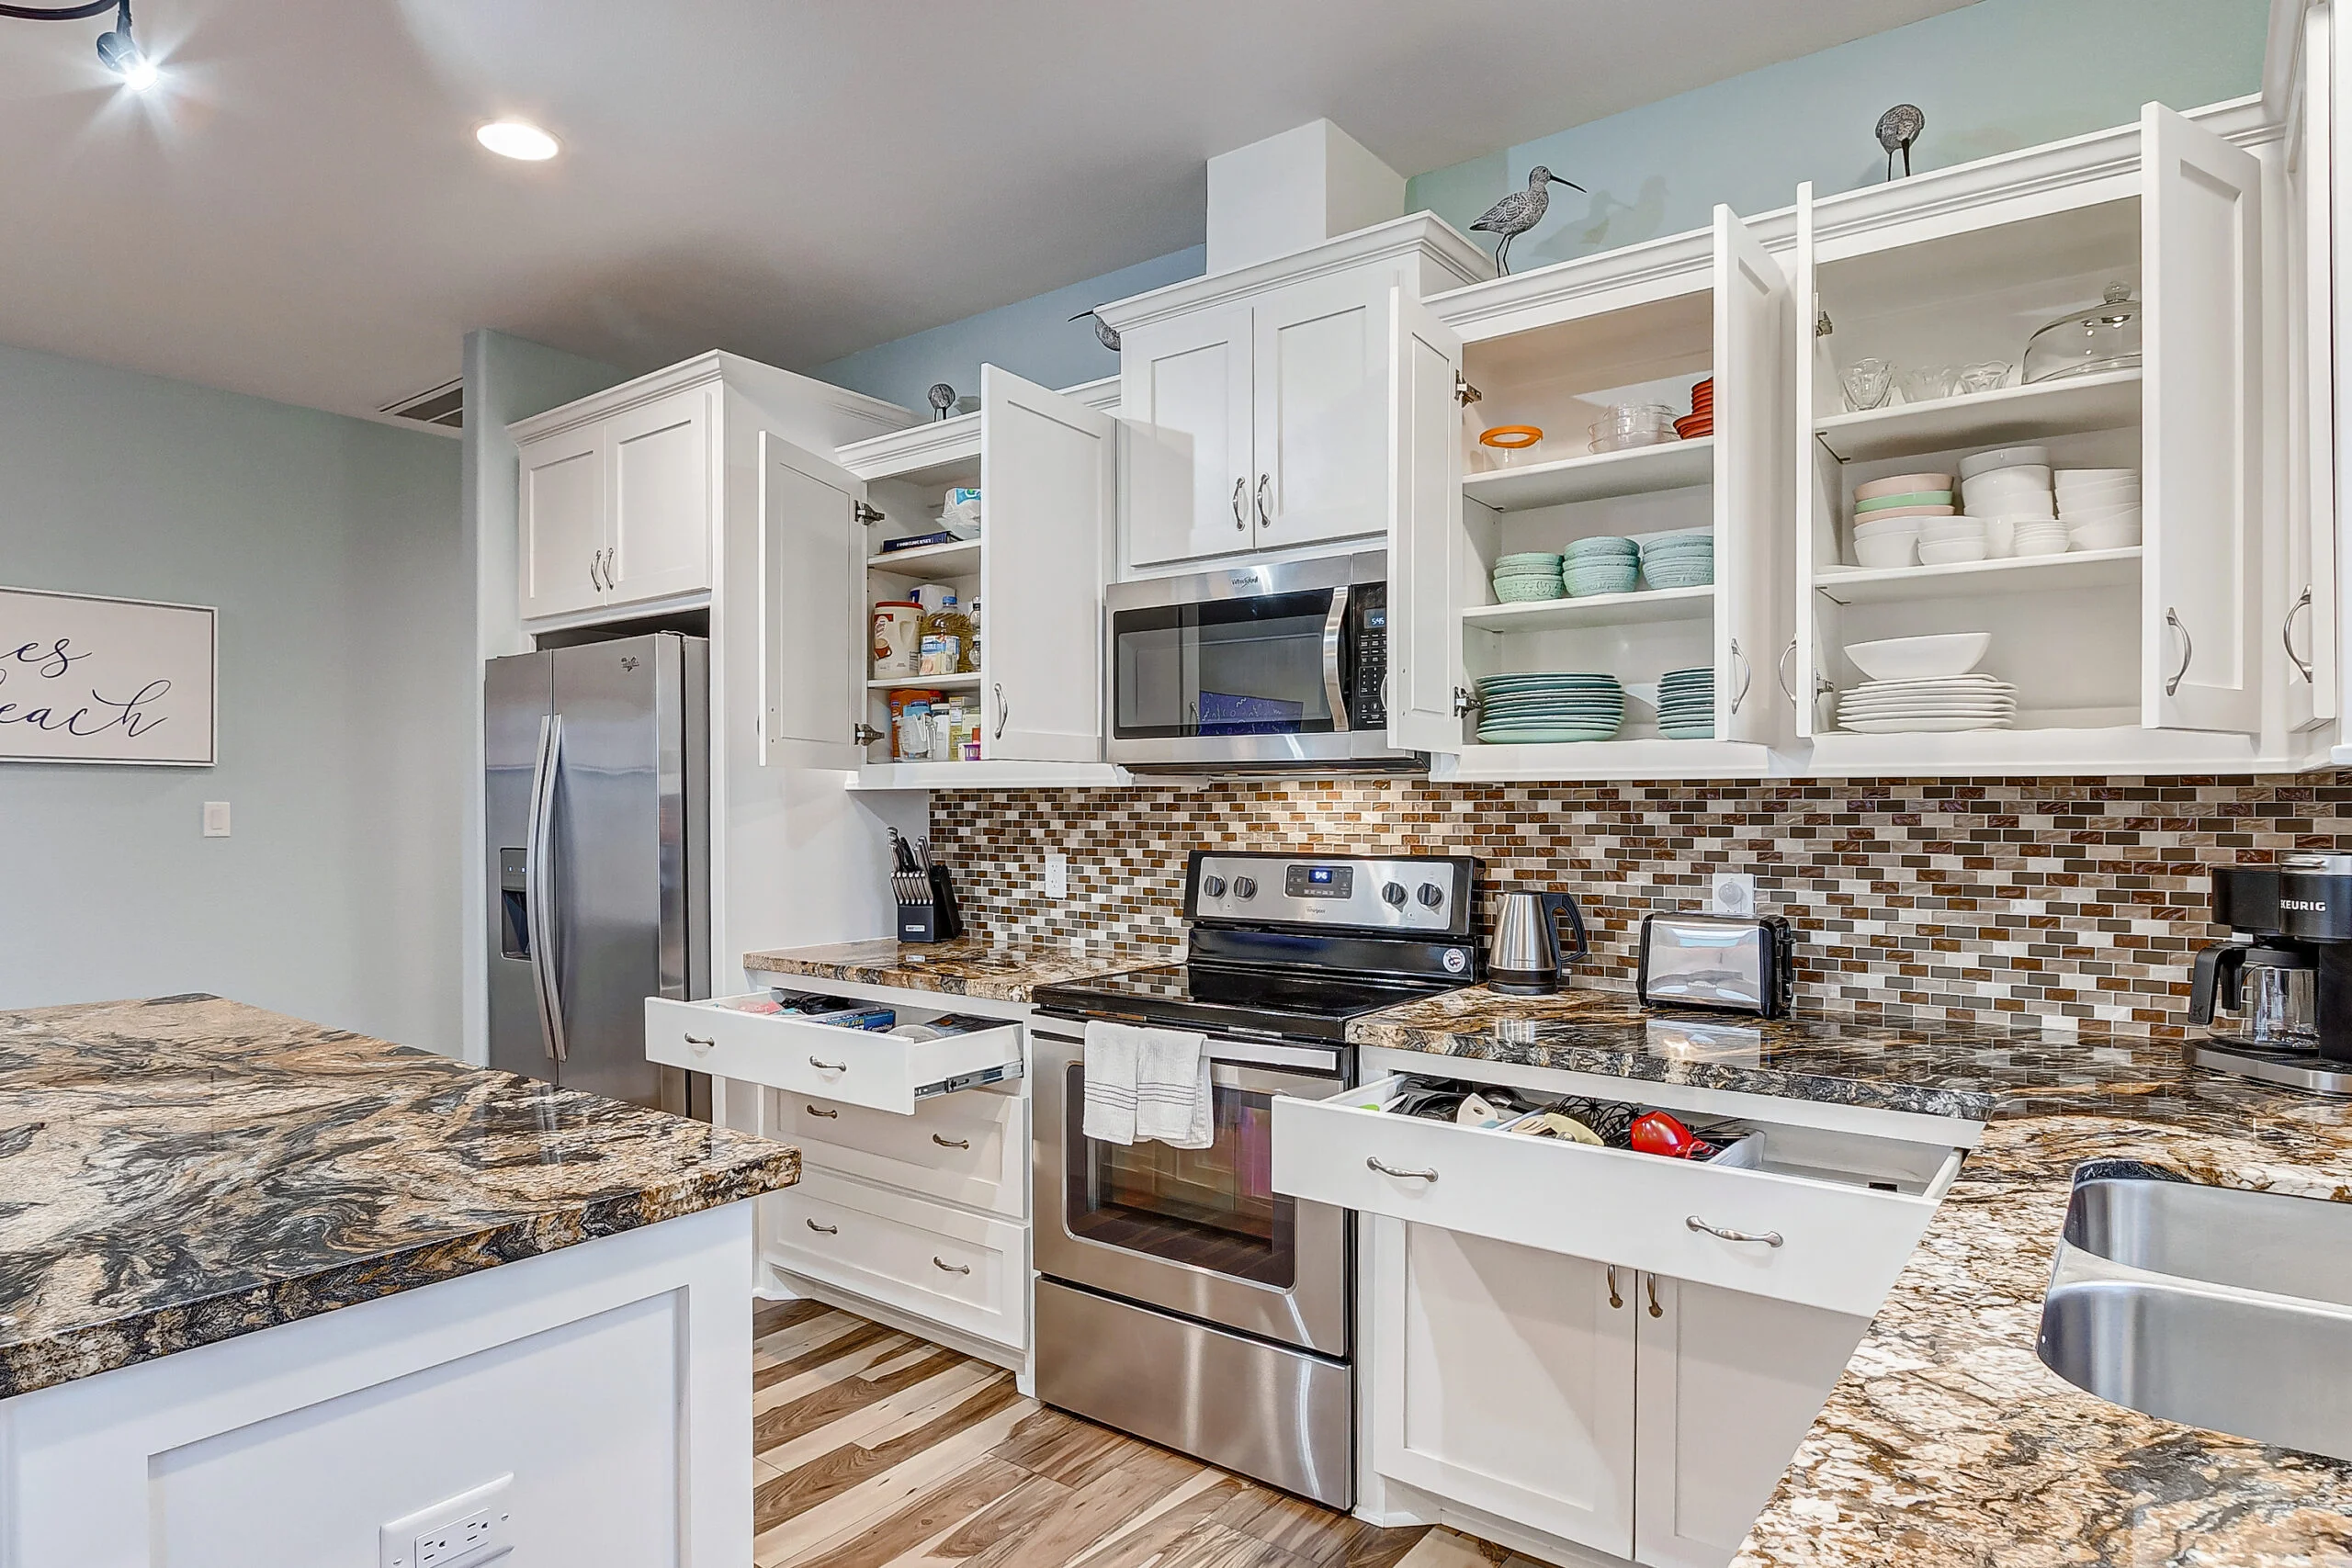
1101,215 -> 1494,574
510,352 -> 910,626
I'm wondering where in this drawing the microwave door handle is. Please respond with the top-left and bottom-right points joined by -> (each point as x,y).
1322,584 -> 1351,732
528,713 -> 569,1063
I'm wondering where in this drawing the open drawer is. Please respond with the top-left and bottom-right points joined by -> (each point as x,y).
644,994 -> 1022,1115
1272,1076 -> 1964,1316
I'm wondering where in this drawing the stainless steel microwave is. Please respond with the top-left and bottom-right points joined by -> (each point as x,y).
1103,549 -> 1420,773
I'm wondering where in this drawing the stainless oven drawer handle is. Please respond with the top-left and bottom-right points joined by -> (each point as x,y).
932,1134 -> 970,1149
1367,1156 -> 1438,1182
806,1219 -> 839,1235
933,1256 -> 971,1275
810,1057 -> 847,1072
1687,1215 -> 1783,1247
682,1033 -> 714,1049
806,1104 -> 839,1118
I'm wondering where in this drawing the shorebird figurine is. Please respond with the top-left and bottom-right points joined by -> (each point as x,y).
1070,309 -> 1121,353
1470,165 -> 1584,276
1877,104 -> 1925,181
927,383 -> 957,422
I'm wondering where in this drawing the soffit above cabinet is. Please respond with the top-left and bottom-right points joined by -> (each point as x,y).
1094,214 -> 1492,334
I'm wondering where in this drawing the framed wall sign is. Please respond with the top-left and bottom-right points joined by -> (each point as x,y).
0,586 -> 218,766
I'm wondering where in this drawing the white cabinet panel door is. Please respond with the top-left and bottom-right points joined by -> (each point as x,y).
1633,1276 -> 1870,1568
520,428 -> 608,620
1712,204 -> 1794,747
1372,1219 -> 1636,1558
1255,273 -> 1392,549
759,431 -> 865,768
1386,288 -> 1467,753
1121,307 -> 1255,568
2292,6 -> 2339,728
2143,101 -> 2264,733
980,366 -> 1116,761
1790,185 -> 1830,742
606,388 -> 712,607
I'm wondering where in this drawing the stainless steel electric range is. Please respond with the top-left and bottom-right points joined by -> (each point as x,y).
1030,851 -> 1481,1510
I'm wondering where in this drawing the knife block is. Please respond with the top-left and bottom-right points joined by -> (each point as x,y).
897,864 -> 964,943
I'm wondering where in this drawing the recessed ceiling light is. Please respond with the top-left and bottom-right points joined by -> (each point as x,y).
476,120 -> 560,162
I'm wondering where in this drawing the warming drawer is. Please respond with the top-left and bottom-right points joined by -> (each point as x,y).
1271,1075 -> 1964,1316
644,993 -> 1022,1115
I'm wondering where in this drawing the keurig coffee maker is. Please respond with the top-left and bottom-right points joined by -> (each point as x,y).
2190,854 -> 2352,1095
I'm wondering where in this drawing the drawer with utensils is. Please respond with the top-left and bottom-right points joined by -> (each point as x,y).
644,994 -> 1021,1114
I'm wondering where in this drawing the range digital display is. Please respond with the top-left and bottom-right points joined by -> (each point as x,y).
1285,863 -> 1354,898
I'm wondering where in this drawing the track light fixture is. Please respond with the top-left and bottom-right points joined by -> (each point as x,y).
1,0 -> 159,90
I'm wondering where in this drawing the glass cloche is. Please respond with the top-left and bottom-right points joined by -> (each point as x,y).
2022,281 -> 2143,384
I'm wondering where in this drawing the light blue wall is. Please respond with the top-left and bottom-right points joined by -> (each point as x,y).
804,246 -> 1205,410
1408,0 -> 2271,273
0,341 -> 467,1050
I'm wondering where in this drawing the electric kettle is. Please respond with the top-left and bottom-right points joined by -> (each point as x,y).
1489,890 -> 1590,995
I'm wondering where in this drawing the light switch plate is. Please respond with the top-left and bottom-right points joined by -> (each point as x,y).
1045,852 -> 1068,899
1710,874 -> 1755,917
201,801 -> 231,838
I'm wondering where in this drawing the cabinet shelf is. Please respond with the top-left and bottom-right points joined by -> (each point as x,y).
1434,738 -> 1775,782
849,761 -> 1131,791
1806,723 -> 2260,777
867,537 -> 981,575
1813,547 -> 2140,604
1463,583 -> 1715,633
1812,369 -> 2142,463
867,673 -> 980,690
1463,437 -> 1714,513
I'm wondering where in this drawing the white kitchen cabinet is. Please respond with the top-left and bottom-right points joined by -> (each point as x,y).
1253,271 -> 1396,548
518,424 -> 608,619
1122,305 -> 1255,568
606,387 -> 715,607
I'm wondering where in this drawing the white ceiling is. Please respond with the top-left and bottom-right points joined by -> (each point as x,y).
0,0 -> 1976,424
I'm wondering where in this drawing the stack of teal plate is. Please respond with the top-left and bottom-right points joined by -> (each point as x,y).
1641,531 -> 1715,589
1493,551 -> 1565,604
1562,536 -> 1640,597
1476,672 -> 1625,743
1657,666 -> 1715,739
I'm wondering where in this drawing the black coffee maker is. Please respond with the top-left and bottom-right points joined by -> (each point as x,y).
2191,855 -> 2352,1094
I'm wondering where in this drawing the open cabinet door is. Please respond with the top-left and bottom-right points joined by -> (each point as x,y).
979,365 -> 1116,762
1713,203 -> 1793,747
2144,101 -> 2264,733
1790,184 -> 1837,741
2300,1 -> 2341,728
1386,288 -> 1468,754
759,430 -> 865,769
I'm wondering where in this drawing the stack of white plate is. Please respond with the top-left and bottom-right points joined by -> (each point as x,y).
2055,468 -> 2141,550
1475,673 -> 1625,744
1835,675 -> 2018,732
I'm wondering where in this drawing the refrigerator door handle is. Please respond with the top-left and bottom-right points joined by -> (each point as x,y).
527,712 -> 569,1062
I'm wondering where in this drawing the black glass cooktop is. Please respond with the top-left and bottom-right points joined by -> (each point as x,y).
1035,963 -> 1464,1043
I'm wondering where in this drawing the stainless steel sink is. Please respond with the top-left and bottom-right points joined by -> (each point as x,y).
2038,1176 -> 2352,1461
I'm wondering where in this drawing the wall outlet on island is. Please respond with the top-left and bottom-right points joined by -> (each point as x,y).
1710,874 -> 1755,917
381,1474 -> 511,1568
1045,852 -> 1068,900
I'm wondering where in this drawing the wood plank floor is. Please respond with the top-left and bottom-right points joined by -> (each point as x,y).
750,1299 -> 1441,1568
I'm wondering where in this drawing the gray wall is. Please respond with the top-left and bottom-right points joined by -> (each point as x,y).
0,340 -> 467,1050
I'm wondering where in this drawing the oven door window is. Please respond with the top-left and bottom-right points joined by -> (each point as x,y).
1062,1064 -> 1297,1288
1110,591 -> 1341,739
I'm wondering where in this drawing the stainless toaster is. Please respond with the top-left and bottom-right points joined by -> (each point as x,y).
1637,912 -> 1796,1018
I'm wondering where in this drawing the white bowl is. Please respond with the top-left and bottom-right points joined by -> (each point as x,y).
1854,470 -> 1955,502
2054,467 -> 2138,486
1964,469 -> 2053,499
2057,479 -> 2142,505
2062,502 -> 2143,525
1853,534 -> 1917,569
1959,446 -> 2052,479
1919,516 -> 1988,539
1843,633 -> 1992,681
2014,531 -> 2071,557
2070,520 -> 2143,551
1918,538 -> 1990,565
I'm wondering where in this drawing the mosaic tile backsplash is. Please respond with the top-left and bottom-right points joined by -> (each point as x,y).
930,774 -> 2352,1036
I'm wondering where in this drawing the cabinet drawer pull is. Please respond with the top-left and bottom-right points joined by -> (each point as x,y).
993,682 -> 1009,740
932,1134 -> 970,1149
933,1256 -> 972,1275
809,1057 -> 847,1072
1232,476 -> 1249,531
806,1219 -> 839,1235
588,550 -> 602,591
806,1104 -> 839,1118
682,1033 -> 714,1049
2165,608 -> 2193,696
1686,1215 -> 1783,1247
2286,586 -> 2315,682
1606,1265 -> 1623,1310
1255,473 -> 1271,527
1647,1274 -> 1664,1318
1367,1156 -> 1438,1182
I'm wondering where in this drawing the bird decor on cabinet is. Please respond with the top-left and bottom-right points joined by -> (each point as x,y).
927,383 -> 957,422
1469,165 -> 1584,276
1876,104 -> 1925,181
1070,309 -> 1121,353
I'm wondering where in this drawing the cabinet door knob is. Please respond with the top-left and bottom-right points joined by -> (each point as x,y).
809,1057 -> 847,1073
1367,1156 -> 1438,1182
806,1104 -> 839,1118
933,1256 -> 972,1275
1686,1214 -> 1783,1247
932,1134 -> 971,1149
806,1218 -> 839,1235
1232,477 -> 1249,531
1255,473 -> 1271,527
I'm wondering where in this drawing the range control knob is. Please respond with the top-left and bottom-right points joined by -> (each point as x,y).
1381,881 -> 1408,908
1417,882 -> 1445,909
1233,875 -> 1259,900
1201,874 -> 1227,898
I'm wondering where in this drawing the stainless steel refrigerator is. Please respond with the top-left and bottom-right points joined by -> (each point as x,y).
485,632 -> 709,1111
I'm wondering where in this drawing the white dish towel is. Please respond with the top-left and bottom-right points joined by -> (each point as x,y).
1082,1020 -> 1212,1149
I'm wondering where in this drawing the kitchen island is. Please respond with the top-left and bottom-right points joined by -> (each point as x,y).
1347,987 -> 2352,1568
0,994 -> 798,1567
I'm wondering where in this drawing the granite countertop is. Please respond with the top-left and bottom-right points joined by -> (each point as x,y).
1347,984 -> 2352,1565
742,937 -> 1166,1003
0,995 -> 799,1400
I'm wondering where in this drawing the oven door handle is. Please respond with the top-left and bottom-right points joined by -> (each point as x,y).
1321,583 -> 1352,733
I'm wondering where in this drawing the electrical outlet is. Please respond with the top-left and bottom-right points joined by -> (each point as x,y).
201,801 -> 231,838
381,1475 -> 513,1568
1710,874 -> 1756,917
1045,852 -> 1068,899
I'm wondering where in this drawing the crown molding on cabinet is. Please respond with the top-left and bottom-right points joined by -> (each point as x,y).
506,349 -> 914,446
1093,213 -> 1493,334
835,375 -> 1119,480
